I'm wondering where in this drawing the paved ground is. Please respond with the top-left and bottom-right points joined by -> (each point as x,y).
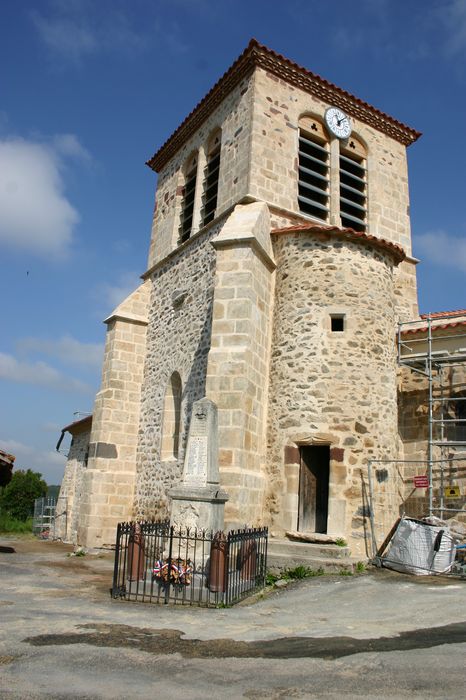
0,535 -> 465,699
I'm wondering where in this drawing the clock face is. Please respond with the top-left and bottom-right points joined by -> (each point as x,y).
325,107 -> 352,139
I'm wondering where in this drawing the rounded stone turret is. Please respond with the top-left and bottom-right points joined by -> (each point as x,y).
265,225 -> 404,552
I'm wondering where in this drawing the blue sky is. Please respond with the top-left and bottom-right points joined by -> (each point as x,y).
1,0 -> 465,484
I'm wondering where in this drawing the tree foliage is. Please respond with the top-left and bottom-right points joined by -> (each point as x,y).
0,469 -> 47,521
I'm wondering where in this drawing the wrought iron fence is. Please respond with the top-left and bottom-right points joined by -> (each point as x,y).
111,521 -> 268,607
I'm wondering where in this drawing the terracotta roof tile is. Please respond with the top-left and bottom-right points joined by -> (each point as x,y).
271,222 -> 406,264
147,39 -> 421,172
61,415 -> 92,434
401,320 -> 466,336
420,309 -> 466,319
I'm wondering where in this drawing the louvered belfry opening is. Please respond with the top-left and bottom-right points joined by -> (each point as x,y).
298,120 -> 330,222
201,139 -> 221,227
179,157 -> 198,243
339,141 -> 367,232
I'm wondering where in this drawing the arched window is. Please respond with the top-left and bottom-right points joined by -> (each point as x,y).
297,116 -> 330,222
339,136 -> 367,232
178,154 -> 198,243
161,372 -> 182,460
201,130 -> 221,227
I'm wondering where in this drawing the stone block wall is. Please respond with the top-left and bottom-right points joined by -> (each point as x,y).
77,283 -> 149,548
146,74 -> 255,269
206,202 -> 276,527
55,425 -> 90,544
266,230 -> 400,553
134,222 -> 220,518
248,67 -> 417,318
250,68 -> 412,251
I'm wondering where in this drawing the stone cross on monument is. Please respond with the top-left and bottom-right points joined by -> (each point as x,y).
169,397 -> 228,531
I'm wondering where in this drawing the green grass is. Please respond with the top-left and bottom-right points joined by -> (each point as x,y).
0,513 -> 33,533
266,565 -> 325,585
334,537 -> 348,547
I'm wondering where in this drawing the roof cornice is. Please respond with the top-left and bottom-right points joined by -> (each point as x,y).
271,223 -> 406,265
147,39 -> 421,172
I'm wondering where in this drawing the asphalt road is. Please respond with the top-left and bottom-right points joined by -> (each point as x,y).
0,536 -> 465,699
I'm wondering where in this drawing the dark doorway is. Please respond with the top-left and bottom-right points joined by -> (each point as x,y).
298,445 -> 330,533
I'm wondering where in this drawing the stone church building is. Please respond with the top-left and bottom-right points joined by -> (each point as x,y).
56,40 -> 465,555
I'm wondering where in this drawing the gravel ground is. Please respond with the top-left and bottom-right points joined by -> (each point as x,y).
0,535 -> 465,699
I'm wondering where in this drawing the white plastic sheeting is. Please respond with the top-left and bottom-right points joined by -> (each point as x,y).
383,517 -> 455,575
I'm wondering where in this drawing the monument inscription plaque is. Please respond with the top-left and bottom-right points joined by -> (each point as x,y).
169,397 -> 229,531
185,437 -> 208,484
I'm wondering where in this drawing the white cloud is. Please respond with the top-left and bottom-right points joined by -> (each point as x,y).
0,352 -> 92,394
31,2 -> 146,63
95,270 -> 141,312
31,10 -> 97,61
17,335 -> 104,370
0,438 -> 66,484
416,230 -> 466,272
53,133 -> 92,162
0,137 -> 81,258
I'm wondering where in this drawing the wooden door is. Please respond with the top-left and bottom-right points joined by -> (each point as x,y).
298,446 -> 329,533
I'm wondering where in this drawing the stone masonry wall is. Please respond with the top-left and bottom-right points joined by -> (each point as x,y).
205,202 -> 275,527
248,67 -> 417,319
134,221 -> 221,518
146,74 -> 255,269
250,68 -> 413,252
266,231 -> 400,554
55,427 -> 90,544
77,283 -> 149,548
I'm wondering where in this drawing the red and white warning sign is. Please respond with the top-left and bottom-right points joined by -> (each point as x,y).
413,475 -> 430,488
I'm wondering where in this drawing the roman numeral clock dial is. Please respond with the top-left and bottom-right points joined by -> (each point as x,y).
325,107 -> 352,139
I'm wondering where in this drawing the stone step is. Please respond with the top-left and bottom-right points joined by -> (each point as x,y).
267,552 -> 358,575
267,538 -> 350,560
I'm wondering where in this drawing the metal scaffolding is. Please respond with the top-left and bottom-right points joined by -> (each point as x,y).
398,311 -> 466,518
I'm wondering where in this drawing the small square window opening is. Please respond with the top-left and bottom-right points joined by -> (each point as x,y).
331,315 -> 345,332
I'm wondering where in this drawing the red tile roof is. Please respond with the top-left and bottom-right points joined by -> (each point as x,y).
61,415 -> 92,434
401,320 -> 466,336
420,309 -> 466,319
271,222 -> 406,265
147,39 -> 421,172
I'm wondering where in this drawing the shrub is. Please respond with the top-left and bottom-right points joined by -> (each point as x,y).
0,469 -> 47,521
0,513 -> 33,533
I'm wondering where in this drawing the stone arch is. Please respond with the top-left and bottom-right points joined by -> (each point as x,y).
160,371 -> 182,461
341,133 -> 368,159
206,127 -> 222,156
298,113 -> 328,144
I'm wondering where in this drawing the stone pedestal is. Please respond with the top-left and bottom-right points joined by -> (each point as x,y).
169,398 -> 228,531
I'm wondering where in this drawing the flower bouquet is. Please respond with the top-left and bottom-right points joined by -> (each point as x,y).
152,558 -> 193,586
